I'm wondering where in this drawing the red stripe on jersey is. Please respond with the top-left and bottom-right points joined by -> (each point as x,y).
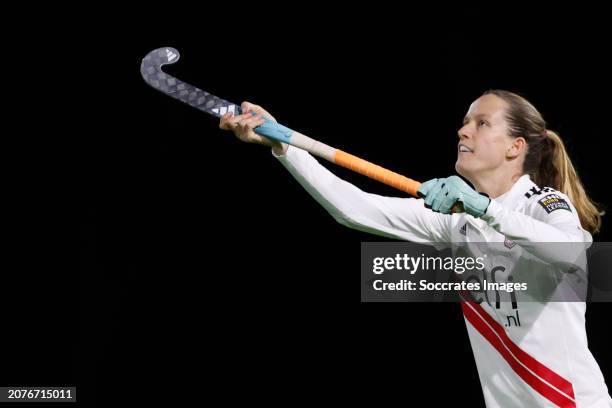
465,300 -> 575,399
462,302 -> 576,408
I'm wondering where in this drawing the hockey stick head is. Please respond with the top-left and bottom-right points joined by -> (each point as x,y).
140,47 -> 181,91
140,47 -> 241,117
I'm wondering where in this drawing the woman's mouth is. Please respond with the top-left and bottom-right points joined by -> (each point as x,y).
458,143 -> 473,153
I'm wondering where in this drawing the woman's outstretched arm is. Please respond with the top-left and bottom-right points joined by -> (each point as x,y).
219,102 -> 451,244
273,144 -> 450,243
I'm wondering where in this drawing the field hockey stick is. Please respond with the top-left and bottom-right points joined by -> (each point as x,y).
140,47 -> 422,196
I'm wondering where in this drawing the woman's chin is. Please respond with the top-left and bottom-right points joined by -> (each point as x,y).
455,159 -> 464,172
455,160 -> 472,178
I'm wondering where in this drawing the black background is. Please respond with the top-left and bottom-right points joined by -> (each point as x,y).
8,6 -> 612,407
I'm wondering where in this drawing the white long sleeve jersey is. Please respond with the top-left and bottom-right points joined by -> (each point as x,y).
274,145 -> 612,408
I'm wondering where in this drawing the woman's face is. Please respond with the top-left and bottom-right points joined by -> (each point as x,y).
455,94 -> 514,179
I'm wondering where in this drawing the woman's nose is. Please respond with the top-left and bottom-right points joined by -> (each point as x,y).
458,125 -> 471,139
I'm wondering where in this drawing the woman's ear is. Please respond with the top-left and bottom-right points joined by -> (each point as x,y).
506,137 -> 526,159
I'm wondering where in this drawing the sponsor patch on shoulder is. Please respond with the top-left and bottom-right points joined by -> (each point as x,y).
537,193 -> 571,214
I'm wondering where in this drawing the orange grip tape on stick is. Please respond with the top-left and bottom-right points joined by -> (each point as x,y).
334,150 -> 422,197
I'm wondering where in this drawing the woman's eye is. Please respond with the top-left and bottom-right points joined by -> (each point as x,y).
478,120 -> 487,127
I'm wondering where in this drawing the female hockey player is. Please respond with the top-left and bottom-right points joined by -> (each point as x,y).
219,90 -> 610,407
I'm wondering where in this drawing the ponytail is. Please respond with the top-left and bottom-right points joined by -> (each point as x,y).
535,130 -> 603,233
483,90 -> 604,234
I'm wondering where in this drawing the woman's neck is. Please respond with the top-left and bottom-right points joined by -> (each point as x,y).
469,171 -> 523,199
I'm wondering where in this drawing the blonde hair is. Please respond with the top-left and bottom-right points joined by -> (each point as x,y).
483,90 -> 604,234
